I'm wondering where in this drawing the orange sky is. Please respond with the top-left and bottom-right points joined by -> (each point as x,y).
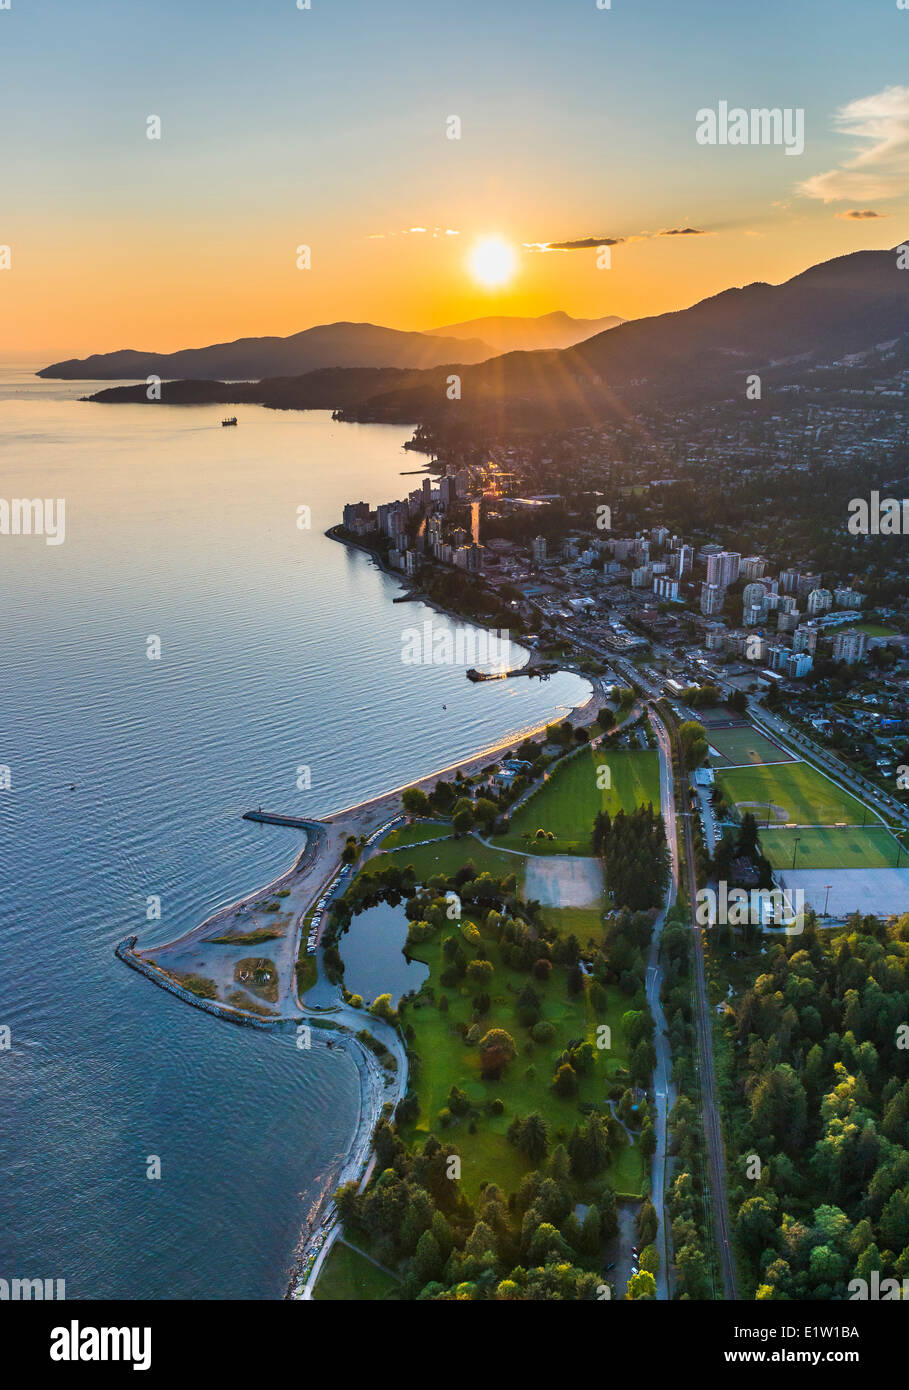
4,210 -> 898,362
3,0 -> 906,362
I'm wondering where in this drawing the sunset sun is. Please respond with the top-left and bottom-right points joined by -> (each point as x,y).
469,236 -> 517,288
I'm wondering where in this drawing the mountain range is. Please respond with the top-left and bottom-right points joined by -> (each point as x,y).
424,311 -> 624,355
83,246 -> 909,431
38,313 -> 622,381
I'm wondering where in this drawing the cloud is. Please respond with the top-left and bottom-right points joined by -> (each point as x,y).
368,226 -> 460,240
836,208 -> 888,219
657,226 -> 707,236
800,86 -> 909,202
523,236 -> 624,252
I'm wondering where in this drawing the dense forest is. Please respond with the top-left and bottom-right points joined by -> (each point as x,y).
718,911 -> 909,1298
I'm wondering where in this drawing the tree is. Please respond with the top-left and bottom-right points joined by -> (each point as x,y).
466,958 -> 494,986
736,1195 -> 778,1257
637,1198 -> 657,1246
447,1084 -> 470,1117
553,1062 -> 578,1097
478,1028 -> 517,1076
369,994 -> 397,1025
402,786 -> 431,816
581,1204 -> 602,1256
626,1269 -> 656,1299
727,688 -> 748,715
412,1229 -> 444,1285
678,720 -> 708,768
518,1112 -> 549,1162
528,1222 -> 571,1266
452,796 -> 475,827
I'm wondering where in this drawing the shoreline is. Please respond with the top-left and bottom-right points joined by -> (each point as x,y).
117,530 -> 603,1301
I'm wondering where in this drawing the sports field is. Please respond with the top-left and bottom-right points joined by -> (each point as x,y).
524,855 -> 605,907
495,747 -> 660,855
720,760 -> 869,827
839,621 -> 899,638
758,825 -> 903,870
708,726 -> 795,768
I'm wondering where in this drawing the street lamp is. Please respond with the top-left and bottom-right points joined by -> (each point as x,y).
823,884 -> 831,917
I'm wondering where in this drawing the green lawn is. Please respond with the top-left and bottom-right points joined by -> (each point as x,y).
707,726 -> 795,768
494,748 -> 661,855
537,906 -> 605,944
719,760 -> 871,827
380,823 -> 452,850
313,1240 -> 400,1301
401,919 -> 643,1202
759,824 -> 903,870
361,833 -> 526,890
838,621 -> 899,638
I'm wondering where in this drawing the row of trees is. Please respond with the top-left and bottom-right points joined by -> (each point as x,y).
592,804 -> 669,911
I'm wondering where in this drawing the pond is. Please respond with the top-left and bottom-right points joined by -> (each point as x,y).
339,900 -> 430,1007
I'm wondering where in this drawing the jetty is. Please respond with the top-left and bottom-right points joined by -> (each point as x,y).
466,662 -> 555,683
243,810 -> 328,830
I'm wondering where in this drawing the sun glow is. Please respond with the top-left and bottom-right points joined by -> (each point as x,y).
469,236 -> 517,288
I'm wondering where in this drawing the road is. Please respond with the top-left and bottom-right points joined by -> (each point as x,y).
647,709 -> 679,1302
674,726 -> 739,1300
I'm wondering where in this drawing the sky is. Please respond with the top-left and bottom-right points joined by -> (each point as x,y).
2,0 -> 908,359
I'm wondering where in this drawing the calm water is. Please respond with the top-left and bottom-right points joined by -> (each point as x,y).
340,902 -> 430,1007
0,367 -> 588,1299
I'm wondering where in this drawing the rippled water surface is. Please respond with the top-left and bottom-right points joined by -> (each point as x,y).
0,368 -> 589,1297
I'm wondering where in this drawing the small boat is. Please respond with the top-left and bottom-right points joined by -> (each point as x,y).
221,417 -> 238,427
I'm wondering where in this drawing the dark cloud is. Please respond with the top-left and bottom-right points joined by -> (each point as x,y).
837,208 -> 888,220
523,236 -> 624,252
658,227 -> 707,236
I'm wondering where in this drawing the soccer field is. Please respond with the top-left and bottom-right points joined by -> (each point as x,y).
720,759 -> 869,827
497,747 -> 661,854
760,825 -> 903,870
708,725 -> 795,767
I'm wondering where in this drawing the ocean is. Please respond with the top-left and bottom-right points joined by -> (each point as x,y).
0,367 -> 589,1298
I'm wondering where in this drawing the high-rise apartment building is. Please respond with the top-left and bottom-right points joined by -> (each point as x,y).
706,551 -> 741,588
700,582 -> 725,617
832,630 -> 869,664
806,588 -> 833,616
